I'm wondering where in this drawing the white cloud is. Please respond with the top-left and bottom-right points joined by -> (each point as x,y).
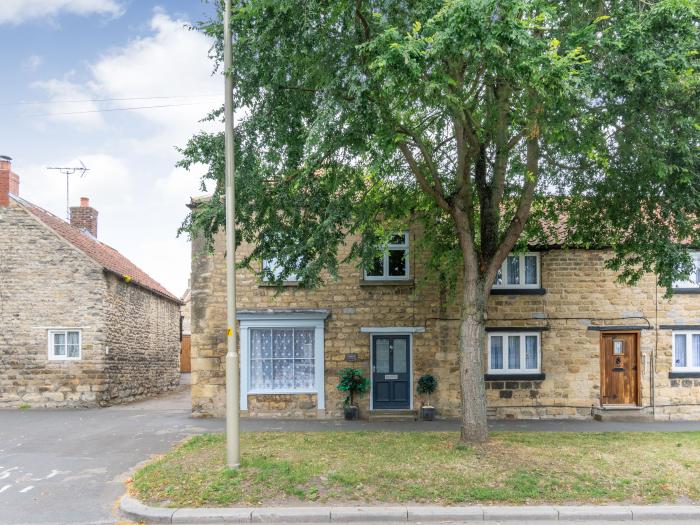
89,10 -> 222,145
0,0 -> 123,25
23,9 -> 221,296
31,77 -> 106,129
23,55 -> 43,72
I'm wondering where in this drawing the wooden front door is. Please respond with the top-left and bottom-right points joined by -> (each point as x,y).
600,332 -> 639,405
181,335 -> 191,373
372,335 -> 411,409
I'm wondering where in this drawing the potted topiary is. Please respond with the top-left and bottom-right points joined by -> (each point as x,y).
336,368 -> 370,420
417,374 -> 438,421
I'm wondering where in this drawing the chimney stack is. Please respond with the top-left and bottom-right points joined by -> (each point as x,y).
69,197 -> 99,237
0,155 -> 20,207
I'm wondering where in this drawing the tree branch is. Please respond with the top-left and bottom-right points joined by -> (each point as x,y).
487,130 -> 540,286
398,142 -> 451,213
355,0 -> 371,42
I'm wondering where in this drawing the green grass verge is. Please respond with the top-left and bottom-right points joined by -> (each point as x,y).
131,431 -> 700,507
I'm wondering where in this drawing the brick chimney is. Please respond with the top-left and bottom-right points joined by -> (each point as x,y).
0,155 -> 20,207
70,197 -> 99,237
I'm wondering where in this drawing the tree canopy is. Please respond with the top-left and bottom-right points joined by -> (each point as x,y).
181,0 -> 699,293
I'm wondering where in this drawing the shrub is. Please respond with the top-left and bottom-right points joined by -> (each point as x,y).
336,368 -> 370,406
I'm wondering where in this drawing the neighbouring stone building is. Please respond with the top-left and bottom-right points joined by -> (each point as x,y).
0,156 -> 183,408
190,207 -> 700,421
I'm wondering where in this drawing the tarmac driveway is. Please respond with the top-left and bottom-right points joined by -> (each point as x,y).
0,388 -> 221,525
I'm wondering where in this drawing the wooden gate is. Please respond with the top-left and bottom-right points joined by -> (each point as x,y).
181,335 -> 191,373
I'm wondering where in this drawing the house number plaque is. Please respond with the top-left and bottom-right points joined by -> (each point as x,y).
344,353 -> 358,362
385,374 -> 398,380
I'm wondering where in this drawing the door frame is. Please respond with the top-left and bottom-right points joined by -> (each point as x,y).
599,330 -> 641,407
369,333 -> 414,410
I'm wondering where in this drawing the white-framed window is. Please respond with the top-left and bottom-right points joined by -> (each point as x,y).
238,311 -> 327,410
493,252 -> 540,289
262,258 -> 300,282
673,252 -> 700,289
364,232 -> 410,280
488,332 -> 541,374
249,328 -> 314,390
672,331 -> 700,372
48,329 -> 81,361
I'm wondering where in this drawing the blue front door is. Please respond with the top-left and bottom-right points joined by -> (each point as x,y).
372,335 -> 410,409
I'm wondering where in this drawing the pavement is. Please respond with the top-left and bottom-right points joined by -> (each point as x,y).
120,496 -> 700,524
2,385 -> 700,525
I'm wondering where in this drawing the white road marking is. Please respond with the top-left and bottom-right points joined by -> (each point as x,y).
0,472 -> 11,480
19,486 -> 34,493
45,470 -> 59,480
0,485 -> 11,494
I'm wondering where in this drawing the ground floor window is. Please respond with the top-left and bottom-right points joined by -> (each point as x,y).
48,329 -> 81,360
249,328 -> 314,390
238,310 -> 328,410
673,331 -> 700,371
488,332 -> 540,374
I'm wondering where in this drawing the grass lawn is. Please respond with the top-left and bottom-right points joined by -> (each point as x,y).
131,431 -> 700,507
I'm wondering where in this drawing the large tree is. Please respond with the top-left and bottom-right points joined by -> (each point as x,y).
180,0 -> 700,442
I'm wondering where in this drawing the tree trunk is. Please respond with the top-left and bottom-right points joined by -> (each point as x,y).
458,281 -> 488,443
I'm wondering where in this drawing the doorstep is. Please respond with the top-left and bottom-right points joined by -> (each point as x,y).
120,495 -> 700,524
593,405 -> 654,422
367,409 -> 418,422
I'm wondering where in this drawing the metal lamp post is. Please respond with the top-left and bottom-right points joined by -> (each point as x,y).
223,0 -> 240,469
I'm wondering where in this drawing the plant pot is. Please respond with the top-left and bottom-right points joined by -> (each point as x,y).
344,405 -> 359,420
421,406 -> 436,421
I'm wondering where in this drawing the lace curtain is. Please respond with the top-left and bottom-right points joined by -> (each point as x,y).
250,328 -> 315,390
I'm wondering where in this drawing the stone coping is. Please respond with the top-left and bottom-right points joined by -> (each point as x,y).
120,495 -> 700,523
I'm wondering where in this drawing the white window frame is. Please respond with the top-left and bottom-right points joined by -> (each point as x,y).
673,252 -> 700,289
487,331 -> 541,374
238,312 -> 326,410
262,258 -> 300,283
364,232 -> 410,281
47,329 -> 82,361
671,331 -> 700,372
492,252 -> 541,289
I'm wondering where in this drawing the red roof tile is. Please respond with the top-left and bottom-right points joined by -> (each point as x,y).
15,196 -> 181,304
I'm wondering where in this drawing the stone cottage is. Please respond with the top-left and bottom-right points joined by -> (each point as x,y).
190,207 -> 700,421
0,156 -> 183,408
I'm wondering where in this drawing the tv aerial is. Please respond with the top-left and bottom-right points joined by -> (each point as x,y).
47,160 -> 90,220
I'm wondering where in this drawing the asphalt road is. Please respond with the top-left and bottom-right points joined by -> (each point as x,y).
0,388 -> 220,525
2,385 -> 700,525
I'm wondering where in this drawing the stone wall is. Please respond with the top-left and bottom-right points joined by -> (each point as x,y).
103,273 -> 181,404
191,228 -> 700,420
0,201 -> 109,407
0,201 -> 182,408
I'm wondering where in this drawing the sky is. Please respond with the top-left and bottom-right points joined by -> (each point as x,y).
0,0 -> 222,298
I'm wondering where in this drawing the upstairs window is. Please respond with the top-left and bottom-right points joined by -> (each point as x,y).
48,330 -> 81,361
673,252 -> 700,289
493,253 -> 540,289
262,258 -> 300,283
364,232 -> 410,280
488,332 -> 541,374
673,332 -> 700,372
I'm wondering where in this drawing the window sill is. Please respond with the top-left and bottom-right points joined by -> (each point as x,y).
48,357 -> 81,362
669,372 -> 700,379
248,390 -> 317,395
671,288 -> 700,294
360,279 -> 414,287
491,288 -> 546,296
485,373 -> 546,381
